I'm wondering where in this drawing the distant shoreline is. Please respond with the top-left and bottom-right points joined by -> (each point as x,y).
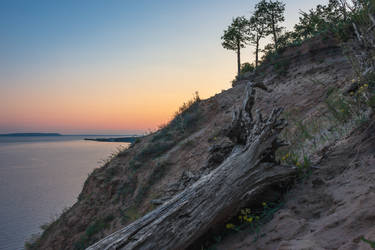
84,137 -> 138,143
0,133 -> 62,137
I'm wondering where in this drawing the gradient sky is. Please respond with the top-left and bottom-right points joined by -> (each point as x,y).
0,0 -> 328,134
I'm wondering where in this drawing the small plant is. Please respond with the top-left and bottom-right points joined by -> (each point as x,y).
224,201 -> 284,242
280,151 -> 299,165
25,234 -> 41,250
325,95 -> 352,122
199,201 -> 284,249
99,145 -> 127,166
135,92 -> 201,164
295,120 -> 313,140
73,215 -> 114,250
361,237 -> 375,249
279,150 -> 311,178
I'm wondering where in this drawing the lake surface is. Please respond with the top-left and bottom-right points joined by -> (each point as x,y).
0,135 -> 130,250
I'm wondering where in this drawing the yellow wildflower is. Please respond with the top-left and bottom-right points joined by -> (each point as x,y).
350,91 -> 354,96
262,202 -> 267,207
364,84 -> 369,88
247,217 -> 253,223
238,215 -> 242,221
226,223 -> 235,229
245,208 -> 251,214
255,216 -> 260,220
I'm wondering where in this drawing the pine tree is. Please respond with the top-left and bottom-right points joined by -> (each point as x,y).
221,17 -> 250,76
249,2 -> 268,67
263,0 -> 286,50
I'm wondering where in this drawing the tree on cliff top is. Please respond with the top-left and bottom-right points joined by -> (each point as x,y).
249,1 -> 268,68
221,16 -> 250,76
262,0 -> 286,50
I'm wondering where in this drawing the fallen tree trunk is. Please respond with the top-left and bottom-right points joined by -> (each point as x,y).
87,83 -> 297,250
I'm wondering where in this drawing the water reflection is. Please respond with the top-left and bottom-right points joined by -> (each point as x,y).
0,137 -> 129,250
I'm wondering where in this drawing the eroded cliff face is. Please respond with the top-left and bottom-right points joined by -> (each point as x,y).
30,36 -> 374,250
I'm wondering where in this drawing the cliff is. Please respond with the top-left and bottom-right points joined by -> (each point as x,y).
27,35 -> 375,250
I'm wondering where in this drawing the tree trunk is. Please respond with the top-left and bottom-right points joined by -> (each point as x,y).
339,0 -> 347,22
237,40 -> 241,77
272,22 -> 278,50
255,34 -> 260,68
87,83 -> 296,250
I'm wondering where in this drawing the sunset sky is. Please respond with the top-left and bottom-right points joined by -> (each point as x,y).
0,0 -> 327,134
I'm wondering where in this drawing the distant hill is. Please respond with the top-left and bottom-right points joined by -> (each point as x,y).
0,133 -> 62,137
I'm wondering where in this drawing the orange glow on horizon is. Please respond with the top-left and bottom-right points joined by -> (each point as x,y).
0,60 -> 234,134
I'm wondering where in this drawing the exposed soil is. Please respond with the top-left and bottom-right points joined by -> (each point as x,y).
215,118 -> 375,250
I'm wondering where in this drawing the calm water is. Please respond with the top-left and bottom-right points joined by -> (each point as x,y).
0,135 -> 129,250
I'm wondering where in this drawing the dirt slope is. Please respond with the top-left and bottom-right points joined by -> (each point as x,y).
216,118 -> 375,250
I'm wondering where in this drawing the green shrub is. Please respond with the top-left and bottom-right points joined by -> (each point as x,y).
240,62 -> 255,74
135,92 -> 201,164
361,237 -> 375,248
273,58 -> 290,76
169,100 -> 201,133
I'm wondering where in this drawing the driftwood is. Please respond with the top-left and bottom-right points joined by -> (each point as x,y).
87,82 -> 296,250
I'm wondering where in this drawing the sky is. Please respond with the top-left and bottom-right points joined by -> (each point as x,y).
0,0 -> 328,134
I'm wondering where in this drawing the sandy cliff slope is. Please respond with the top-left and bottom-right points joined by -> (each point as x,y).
29,36 -> 375,250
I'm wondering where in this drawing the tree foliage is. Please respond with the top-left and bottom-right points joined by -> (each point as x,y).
221,0 -> 374,76
294,0 -> 347,39
263,0 -> 286,49
249,1 -> 268,67
221,16 -> 250,76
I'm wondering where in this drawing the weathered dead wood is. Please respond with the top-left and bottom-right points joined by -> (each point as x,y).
353,22 -> 363,44
369,13 -> 375,30
87,82 -> 296,250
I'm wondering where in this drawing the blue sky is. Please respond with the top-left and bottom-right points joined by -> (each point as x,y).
0,0 -> 328,134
